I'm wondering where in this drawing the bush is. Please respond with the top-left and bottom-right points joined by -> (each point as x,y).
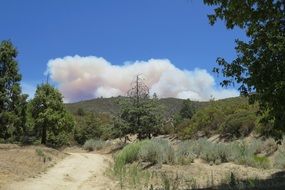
199,141 -> 229,164
182,138 -> 270,168
225,140 -> 270,169
274,140 -> 285,169
138,140 -> 163,164
253,155 -> 270,169
114,139 -> 175,176
175,140 -> 196,164
114,141 -> 145,175
138,138 -> 175,165
219,111 -> 256,138
35,148 -> 52,163
83,139 -> 105,151
274,149 -> 285,169
178,97 -> 262,139
74,112 -> 114,144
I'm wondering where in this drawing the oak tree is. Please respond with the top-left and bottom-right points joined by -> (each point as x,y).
204,0 -> 285,138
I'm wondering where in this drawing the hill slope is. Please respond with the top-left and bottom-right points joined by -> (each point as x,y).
66,97 -> 189,116
65,96 -> 242,117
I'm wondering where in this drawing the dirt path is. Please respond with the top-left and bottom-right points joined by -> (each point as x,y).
2,153 -> 116,190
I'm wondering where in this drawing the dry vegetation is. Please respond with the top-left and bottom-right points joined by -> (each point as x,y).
107,136 -> 285,190
0,144 -> 66,188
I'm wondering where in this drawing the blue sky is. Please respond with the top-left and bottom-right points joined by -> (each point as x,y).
0,0 -> 246,101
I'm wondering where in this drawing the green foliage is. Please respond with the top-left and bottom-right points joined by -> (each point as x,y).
30,84 -> 74,147
220,110 -> 256,138
175,140 -> 196,165
112,138 -> 282,189
83,139 -> 105,151
119,97 -> 163,139
66,96 -> 190,119
179,99 -> 195,120
35,148 -> 52,163
173,138 -> 270,169
76,108 -> 85,116
138,140 -> 164,164
114,141 -> 144,175
204,0 -> 285,138
180,97 -> 260,138
184,101 -> 226,137
74,112 -> 114,144
114,139 -> 175,177
116,138 -> 265,167
0,40 -> 27,142
110,114 -> 131,140
253,155 -> 270,169
274,139 -> 285,169
138,139 -> 175,165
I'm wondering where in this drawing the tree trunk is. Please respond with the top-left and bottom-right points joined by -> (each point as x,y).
41,124 -> 47,144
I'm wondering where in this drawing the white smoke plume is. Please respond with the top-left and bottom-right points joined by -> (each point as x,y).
46,55 -> 239,102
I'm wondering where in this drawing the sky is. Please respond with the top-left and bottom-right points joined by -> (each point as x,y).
0,0 -> 246,102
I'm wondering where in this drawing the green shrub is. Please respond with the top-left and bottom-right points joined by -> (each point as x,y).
138,138 -> 175,165
35,148 -> 52,163
274,140 -> 285,169
178,97 -> 261,139
138,140 -> 164,164
253,155 -> 270,169
175,140 -> 196,164
199,142 -> 229,164
114,139 -> 175,177
219,111 -> 256,138
225,140 -> 270,168
83,139 -> 105,151
274,149 -> 285,169
191,138 -> 208,157
74,112 -> 114,144
186,139 -> 269,168
114,141 -> 145,175
35,148 -> 44,157
153,138 -> 175,164
248,139 -> 263,154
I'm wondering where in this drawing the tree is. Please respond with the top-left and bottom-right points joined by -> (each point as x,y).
119,75 -> 163,139
74,112 -> 103,144
204,1 -> 285,138
180,99 -> 194,119
0,40 -> 27,142
76,108 -> 85,116
30,84 -> 74,146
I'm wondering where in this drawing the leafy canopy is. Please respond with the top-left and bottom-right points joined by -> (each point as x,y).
204,0 -> 285,138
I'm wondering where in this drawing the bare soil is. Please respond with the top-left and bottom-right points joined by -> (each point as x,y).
0,145 -> 115,190
0,144 -> 66,189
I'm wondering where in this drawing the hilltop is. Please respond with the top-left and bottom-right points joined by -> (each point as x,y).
66,96 -> 210,116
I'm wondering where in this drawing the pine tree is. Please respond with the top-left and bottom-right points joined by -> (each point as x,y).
180,99 -> 194,119
119,75 -> 163,139
30,84 -> 74,147
0,40 -> 27,142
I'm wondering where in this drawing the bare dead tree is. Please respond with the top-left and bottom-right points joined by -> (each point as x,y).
127,74 -> 150,107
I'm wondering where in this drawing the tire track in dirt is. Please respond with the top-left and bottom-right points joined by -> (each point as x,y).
2,153 -> 116,190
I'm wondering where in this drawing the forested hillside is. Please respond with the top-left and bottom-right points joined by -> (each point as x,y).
66,97 -> 207,117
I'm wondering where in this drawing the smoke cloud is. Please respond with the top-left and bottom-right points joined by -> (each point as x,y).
46,55 -> 239,102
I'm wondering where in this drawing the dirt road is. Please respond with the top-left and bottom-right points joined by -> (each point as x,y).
2,153 -> 116,190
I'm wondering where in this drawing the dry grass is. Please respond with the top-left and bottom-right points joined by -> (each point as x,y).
0,144 -> 66,188
149,160 -> 279,188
